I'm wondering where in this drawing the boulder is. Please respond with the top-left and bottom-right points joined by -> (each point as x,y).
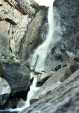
0,77 -> 11,105
1,61 -> 30,93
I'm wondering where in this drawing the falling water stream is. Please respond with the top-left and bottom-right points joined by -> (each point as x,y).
0,0 -> 59,112
31,0 -> 55,72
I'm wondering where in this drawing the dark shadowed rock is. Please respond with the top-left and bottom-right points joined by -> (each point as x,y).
1,61 -> 30,93
53,0 -> 79,58
0,77 -> 11,105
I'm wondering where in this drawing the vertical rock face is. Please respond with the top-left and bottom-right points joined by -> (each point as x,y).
9,15 -> 31,58
0,0 -> 46,60
21,9 -> 46,60
54,0 -> 79,34
40,0 -> 79,71
54,0 -> 79,54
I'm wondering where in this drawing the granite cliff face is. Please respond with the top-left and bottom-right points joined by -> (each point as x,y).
0,0 -> 79,113
37,0 -> 79,72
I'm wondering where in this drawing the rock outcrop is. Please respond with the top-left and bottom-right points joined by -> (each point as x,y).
0,0 -> 46,59
0,77 -> 11,106
21,9 -> 46,60
37,0 -> 79,71
1,61 -> 30,93
21,69 -> 79,113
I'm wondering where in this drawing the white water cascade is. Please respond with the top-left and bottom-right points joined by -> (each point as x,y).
0,0 -> 59,112
0,72 -> 40,113
31,0 -> 61,73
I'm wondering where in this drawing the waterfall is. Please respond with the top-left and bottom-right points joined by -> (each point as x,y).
31,0 -> 58,73
0,72 -> 40,113
0,0 -> 57,112
24,72 -> 40,107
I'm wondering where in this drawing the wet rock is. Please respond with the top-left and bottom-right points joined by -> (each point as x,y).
21,70 -> 79,113
17,99 -> 25,108
69,62 -> 79,73
1,61 -> 30,93
3,90 -> 28,109
24,62 -> 79,106
30,67 -> 71,100
60,61 -> 79,81
0,77 -> 11,105
24,64 -> 76,104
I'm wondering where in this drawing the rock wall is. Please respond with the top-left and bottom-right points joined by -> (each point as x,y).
40,0 -> 79,71
0,0 -> 46,60
0,0 -> 46,107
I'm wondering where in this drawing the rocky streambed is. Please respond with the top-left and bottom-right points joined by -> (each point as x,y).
0,0 -> 79,113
